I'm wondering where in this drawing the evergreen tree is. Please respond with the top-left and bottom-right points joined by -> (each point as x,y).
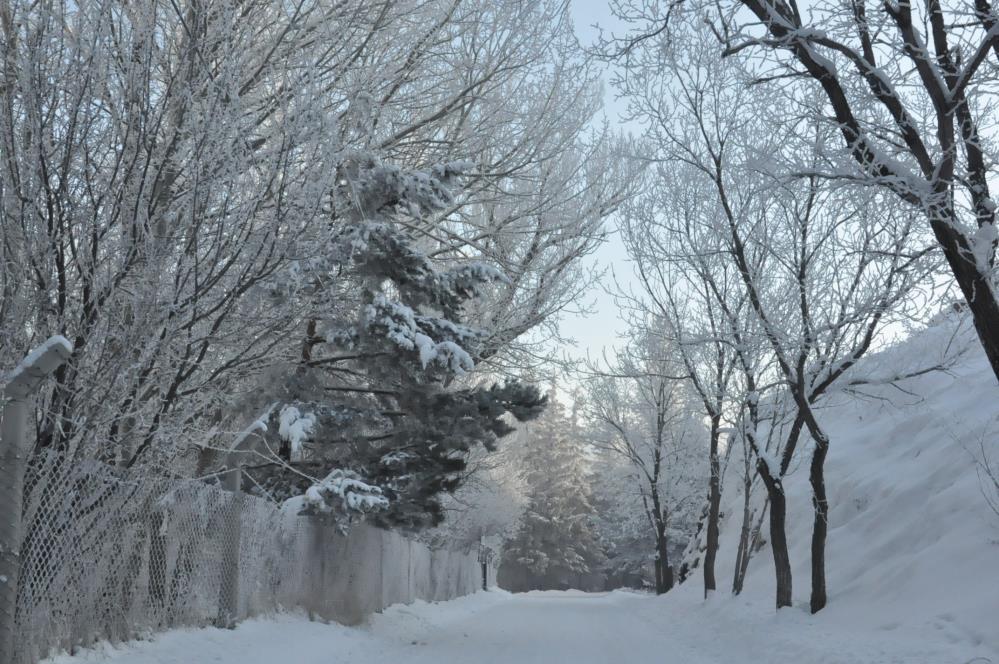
502,392 -> 605,588
248,155 -> 547,529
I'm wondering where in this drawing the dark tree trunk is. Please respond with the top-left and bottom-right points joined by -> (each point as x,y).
703,417 -> 722,597
649,487 -> 673,594
797,405 -> 832,614
924,211 -> 999,383
758,464 -> 791,609
732,500 -> 751,595
732,454 -> 756,595
656,531 -> 673,594
740,498 -> 769,587
809,437 -> 830,613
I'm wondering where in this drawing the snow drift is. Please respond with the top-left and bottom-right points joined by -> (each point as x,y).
677,313 -> 999,657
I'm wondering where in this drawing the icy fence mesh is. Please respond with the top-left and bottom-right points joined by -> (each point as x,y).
14,452 -> 481,664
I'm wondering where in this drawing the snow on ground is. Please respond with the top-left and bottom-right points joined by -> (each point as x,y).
41,316 -> 999,663
41,588 -> 996,664
698,315 -> 999,660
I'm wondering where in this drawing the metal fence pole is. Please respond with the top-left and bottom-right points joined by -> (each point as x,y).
216,418 -> 266,628
0,337 -> 72,663
216,454 -> 243,628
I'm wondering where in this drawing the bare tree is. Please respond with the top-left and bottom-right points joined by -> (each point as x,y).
585,325 -> 703,593
613,185 -> 741,598
611,19 -> 934,611
606,0 -> 999,384
0,0 -> 627,484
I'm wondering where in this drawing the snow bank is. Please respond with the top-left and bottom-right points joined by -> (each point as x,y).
673,315 -> 999,659
39,593 -> 514,664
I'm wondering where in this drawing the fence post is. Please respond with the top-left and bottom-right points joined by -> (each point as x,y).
0,336 -> 72,663
216,453 -> 242,628
216,418 -> 266,629
477,540 -> 494,591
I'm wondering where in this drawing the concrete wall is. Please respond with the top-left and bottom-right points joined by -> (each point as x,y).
292,522 -> 482,626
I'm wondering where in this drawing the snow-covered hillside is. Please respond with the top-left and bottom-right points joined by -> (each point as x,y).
673,314 -> 999,657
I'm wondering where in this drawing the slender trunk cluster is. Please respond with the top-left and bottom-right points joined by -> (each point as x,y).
598,0 -> 990,616
734,498 -> 768,594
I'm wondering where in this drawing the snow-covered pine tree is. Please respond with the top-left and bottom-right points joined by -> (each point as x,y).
248,154 -> 546,529
501,392 -> 605,590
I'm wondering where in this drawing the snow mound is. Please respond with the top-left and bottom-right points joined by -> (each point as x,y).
673,314 -> 999,659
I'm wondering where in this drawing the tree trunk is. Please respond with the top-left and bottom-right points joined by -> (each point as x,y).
758,465 -> 791,609
732,449 -> 757,595
657,531 -> 673,593
740,497 -> 769,584
929,210 -> 999,384
732,497 -> 751,595
798,406 -> 831,614
703,417 -> 722,597
809,437 -> 830,613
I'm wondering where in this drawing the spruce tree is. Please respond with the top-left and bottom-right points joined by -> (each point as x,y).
247,155 -> 547,529
503,392 -> 605,588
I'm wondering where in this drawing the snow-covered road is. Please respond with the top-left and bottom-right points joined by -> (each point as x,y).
43,589 -> 997,664
376,590 -> 715,664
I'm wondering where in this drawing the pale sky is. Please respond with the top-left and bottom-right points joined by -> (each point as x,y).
561,1 -> 634,362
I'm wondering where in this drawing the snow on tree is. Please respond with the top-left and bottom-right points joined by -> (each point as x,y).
605,12 -> 938,612
250,156 -> 547,528
608,0 -> 999,389
500,391 -> 605,590
298,469 -> 389,524
0,0 -> 621,470
420,425 -> 532,551
584,328 -> 705,594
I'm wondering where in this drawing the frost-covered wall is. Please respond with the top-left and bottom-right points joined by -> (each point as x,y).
13,452 -> 484,664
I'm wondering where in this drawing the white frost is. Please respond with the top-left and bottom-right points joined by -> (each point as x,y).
278,405 -> 316,461
4,335 -> 73,387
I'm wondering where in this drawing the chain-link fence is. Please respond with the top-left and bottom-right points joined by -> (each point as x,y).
14,451 -> 482,664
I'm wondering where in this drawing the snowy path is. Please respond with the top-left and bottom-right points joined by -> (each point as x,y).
373,590 -> 716,664
43,589 -> 997,664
